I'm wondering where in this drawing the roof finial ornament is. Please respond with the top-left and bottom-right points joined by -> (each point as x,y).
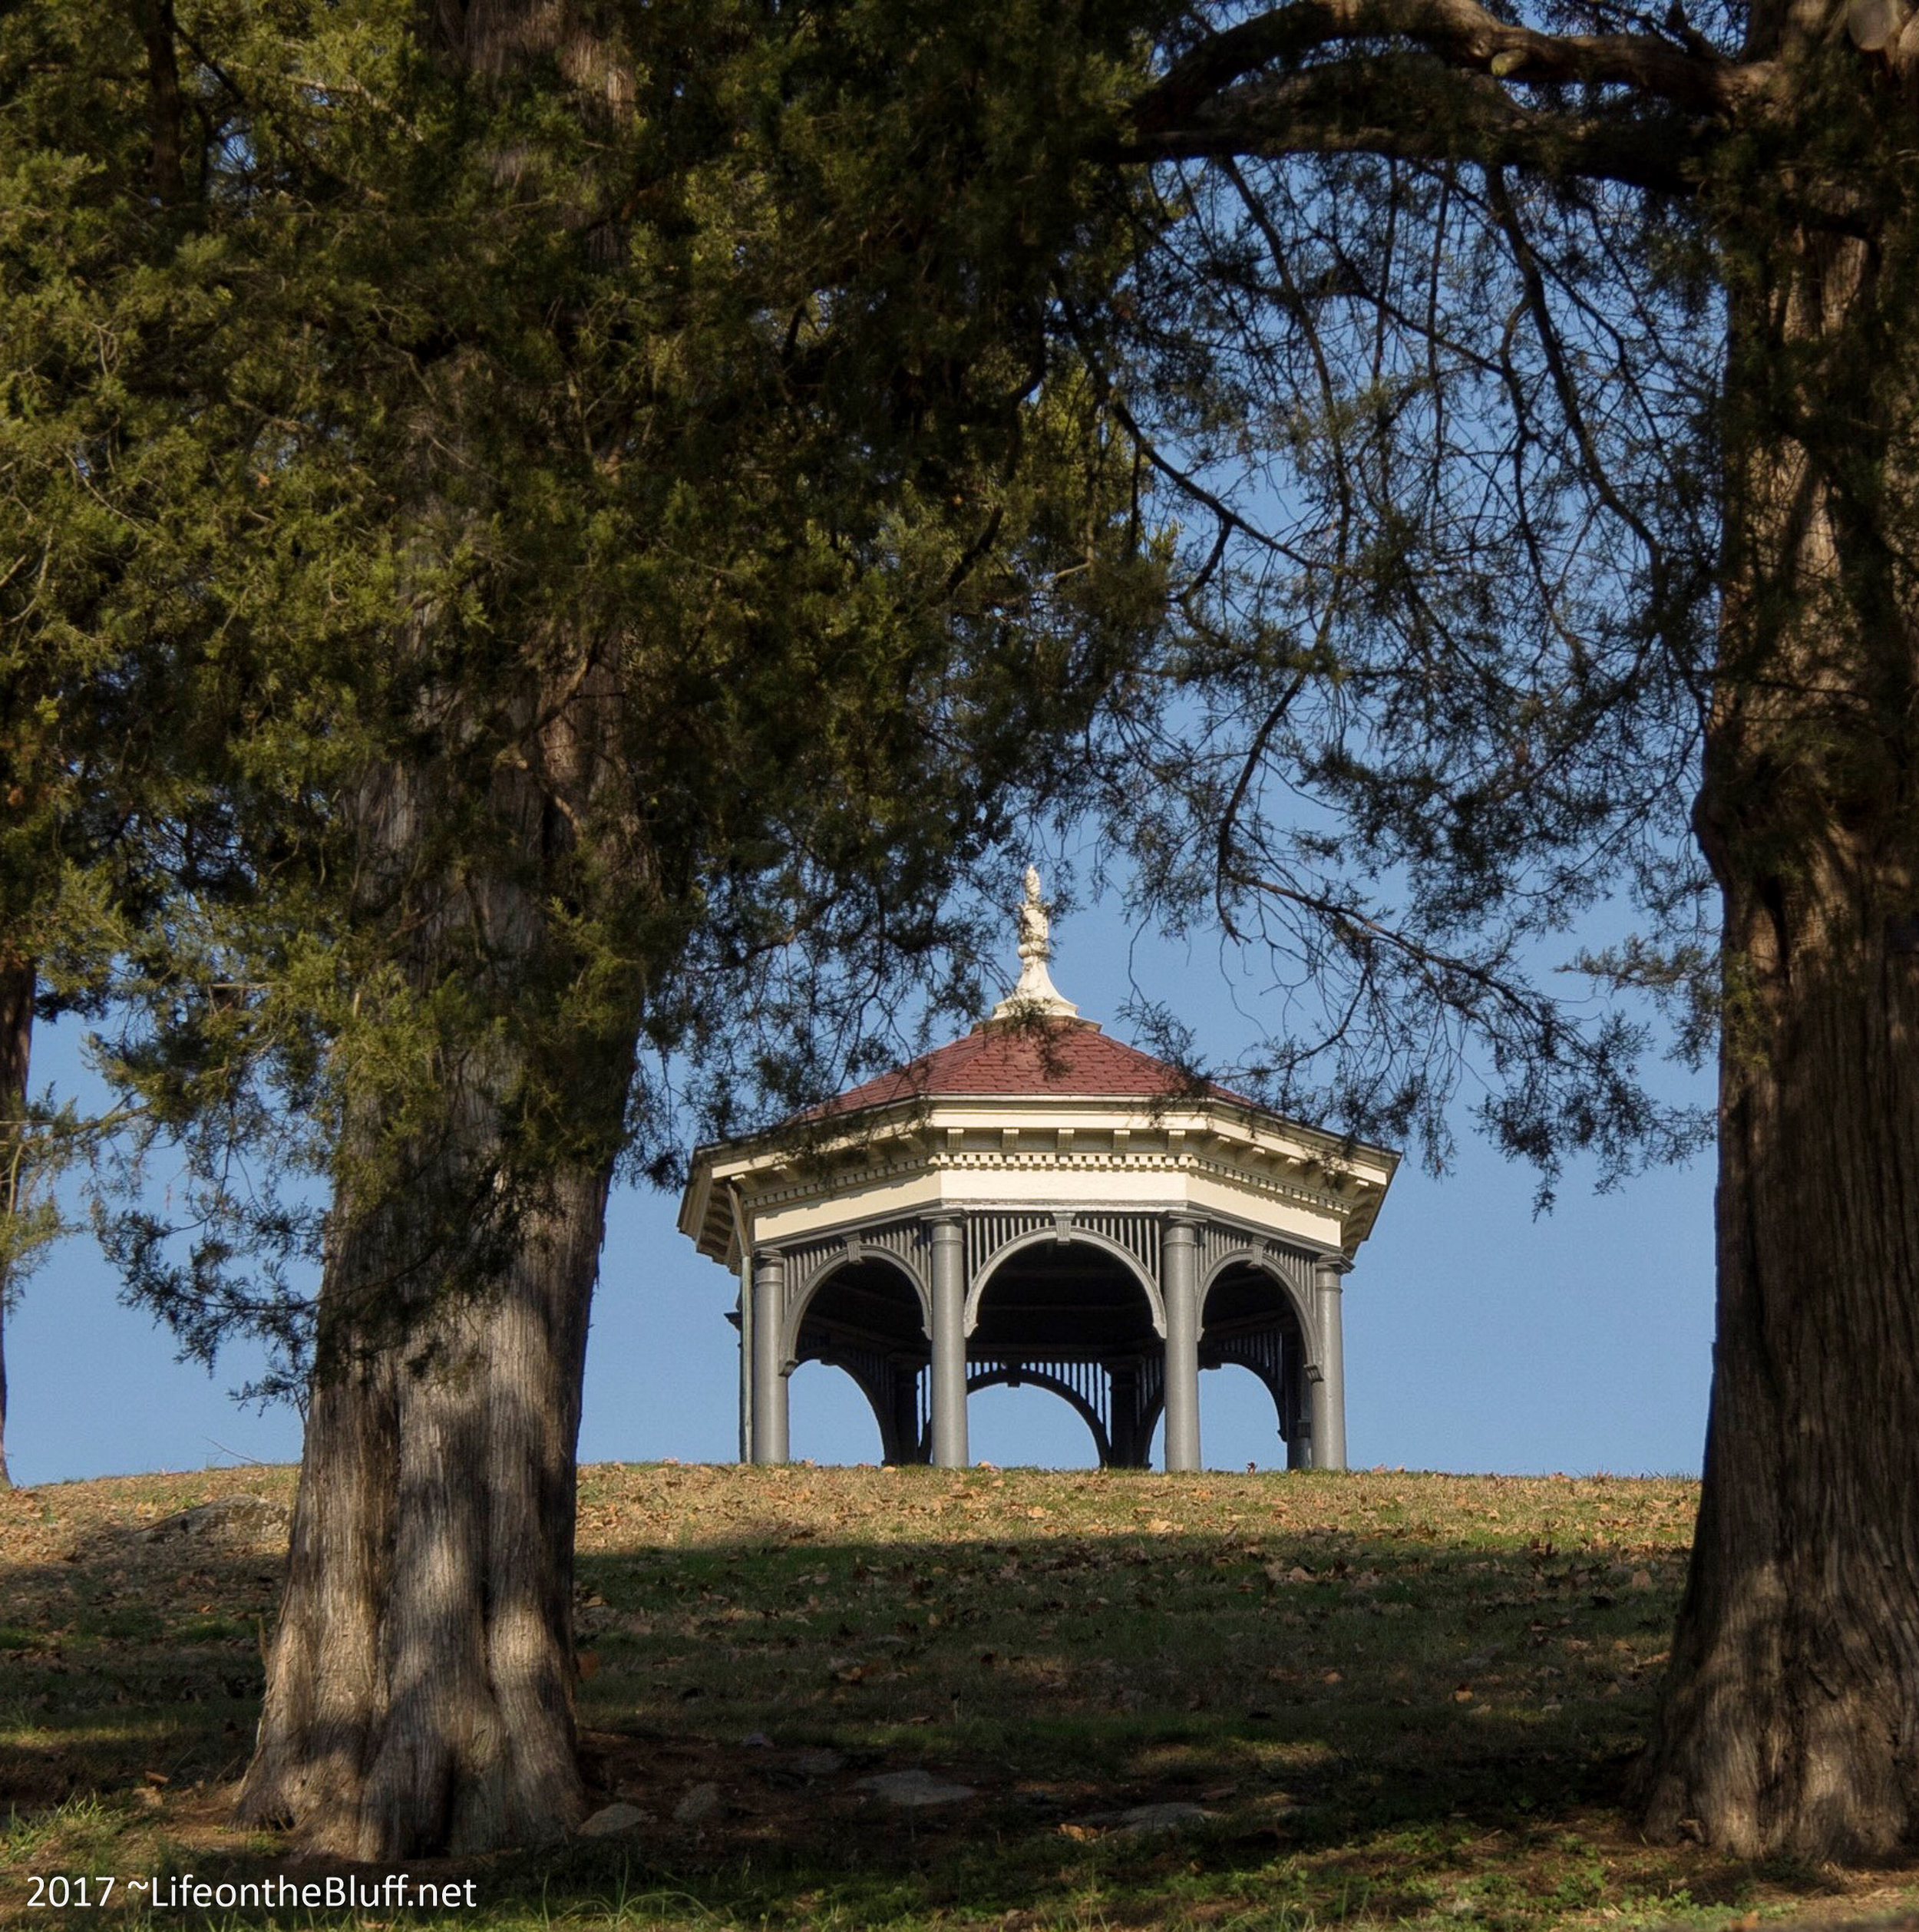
993,865 -> 1079,1021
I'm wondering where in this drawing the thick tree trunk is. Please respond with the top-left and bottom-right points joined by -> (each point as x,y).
1637,183 -> 1919,1857
236,1157 -> 612,1856
0,961 -> 31,1492
1637,883 -> 1919,1857
237,694 -> 638,1856
231,0 -> 642,1858
236,645 -> 643,1857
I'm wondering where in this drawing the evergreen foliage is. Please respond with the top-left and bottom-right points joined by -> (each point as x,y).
3,0 -> 1171,1389
1085,134 -> 1728,1197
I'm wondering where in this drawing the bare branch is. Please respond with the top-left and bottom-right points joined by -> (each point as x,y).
1139,0 -> 1757,127
1120,56 -> 1716,196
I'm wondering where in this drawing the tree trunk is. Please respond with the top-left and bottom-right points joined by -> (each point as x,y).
238,690 -> 639,1856
1636,165 -> 1919,1858
232,0 -> 642,1858
236,1155 -> 613,1856
0,960 -> 31,1492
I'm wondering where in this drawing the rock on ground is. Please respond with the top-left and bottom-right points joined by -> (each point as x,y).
577,1802 -> 648,1838
672,1782 -> 722,1825
855,1769 -> 976,1808
139,1496 -> 291,1541
1071,1801 -> 1217,1835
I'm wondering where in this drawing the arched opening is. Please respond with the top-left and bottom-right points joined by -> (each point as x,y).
791,1257 -> 928,1464
1201,1362 -> 1294,1470
787,1361 -> 886,1465
966,1379 -> 1104,1469
1201,1261 -> 1312,1469
969,1237 -> 1160,1468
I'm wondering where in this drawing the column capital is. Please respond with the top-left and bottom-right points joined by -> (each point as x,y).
927,1213 -> 964,1241
1313,1251 -> 1353,1280
1163,1211 -> 1199,1244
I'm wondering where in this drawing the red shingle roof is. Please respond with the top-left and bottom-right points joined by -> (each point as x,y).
816,1019 -> 1250,1115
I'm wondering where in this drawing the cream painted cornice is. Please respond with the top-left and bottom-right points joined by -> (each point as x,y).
679,1087 -> 1398,1272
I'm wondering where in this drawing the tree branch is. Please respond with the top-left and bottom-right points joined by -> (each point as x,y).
1140,0 -> 1758,127
1118,55 -> 1716,196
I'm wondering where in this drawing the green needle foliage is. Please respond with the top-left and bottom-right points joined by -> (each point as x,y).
2,0 -> 1176,1387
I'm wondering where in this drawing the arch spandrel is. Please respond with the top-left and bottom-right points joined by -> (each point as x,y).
963,1209 -> 1163,1285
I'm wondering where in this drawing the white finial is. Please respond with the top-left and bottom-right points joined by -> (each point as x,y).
993,866 -> 1078,1020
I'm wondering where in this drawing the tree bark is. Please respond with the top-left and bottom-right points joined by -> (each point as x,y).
236,1151 -> 614,1855
0,961 -> 31,1492
1637,158 -> 1919,1858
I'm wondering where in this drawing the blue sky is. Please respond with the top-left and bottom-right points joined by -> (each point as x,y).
5,884 -> 1716,1488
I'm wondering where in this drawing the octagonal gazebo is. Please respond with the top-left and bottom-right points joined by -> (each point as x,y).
677,873 -> 1398,1471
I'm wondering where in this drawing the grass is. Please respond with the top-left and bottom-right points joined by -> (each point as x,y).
1,1463 -> 1915,1930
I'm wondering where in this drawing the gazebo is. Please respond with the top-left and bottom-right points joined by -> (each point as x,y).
677,872 -> 1398,1471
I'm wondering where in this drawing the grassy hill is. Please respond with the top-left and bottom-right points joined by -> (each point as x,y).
2,1465 -> 1914,1930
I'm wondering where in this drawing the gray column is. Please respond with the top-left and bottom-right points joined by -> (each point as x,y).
1311,1254 -> 1349,1472
737,1265 -> 753,1465
751,1249 -> 789,1465
1161,1215 -> 1201,1472
930,1216 -> 969,1468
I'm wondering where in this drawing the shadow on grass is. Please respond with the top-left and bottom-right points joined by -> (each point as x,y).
4,1488 -> 1878,1932
3,1468 -> 1901,1924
